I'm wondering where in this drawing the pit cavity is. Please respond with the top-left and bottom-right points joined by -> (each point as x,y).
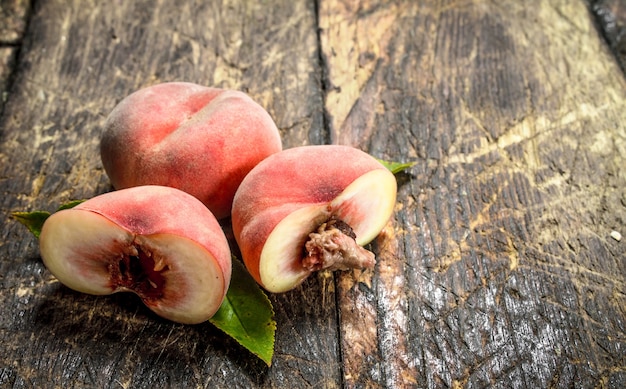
112,243 -> 170,299
302,218 -> 375,272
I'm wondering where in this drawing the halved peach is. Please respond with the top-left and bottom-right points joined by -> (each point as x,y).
39,185 -> 231,324
232,145 -> 397,293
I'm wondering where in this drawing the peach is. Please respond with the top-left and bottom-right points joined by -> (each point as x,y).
231,145 -> 397,293
39,185 -> 232,324
100,82 -> 282,219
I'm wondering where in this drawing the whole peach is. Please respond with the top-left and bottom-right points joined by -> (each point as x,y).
100,82 -> 282,219
232,145 -> 397,293
39,185 -> 232,324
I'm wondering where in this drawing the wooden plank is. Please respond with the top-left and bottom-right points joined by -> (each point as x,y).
0,1 -> 338,387
320,0 -> 626,387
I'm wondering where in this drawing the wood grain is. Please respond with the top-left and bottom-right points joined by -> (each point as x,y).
320,0 -> 626,387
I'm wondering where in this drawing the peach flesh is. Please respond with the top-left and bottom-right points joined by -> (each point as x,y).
39,185 -> 232,324
100,82 -> 282,219
232,145 -> 397,293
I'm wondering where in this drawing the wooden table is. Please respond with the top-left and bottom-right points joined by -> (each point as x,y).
1,1 -> 625,387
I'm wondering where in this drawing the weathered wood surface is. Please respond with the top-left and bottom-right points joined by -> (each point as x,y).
322,1 -> 626,387
1,1 -> 625,388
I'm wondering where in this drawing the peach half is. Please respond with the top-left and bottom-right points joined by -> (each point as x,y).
100,82 -> 282,219
39,185 -> 232,324
231,145 -> 397,293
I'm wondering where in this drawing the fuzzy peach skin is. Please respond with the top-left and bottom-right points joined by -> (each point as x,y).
39,185 -> 232,324
231,145 -> 397,293
100,82 -> 282,219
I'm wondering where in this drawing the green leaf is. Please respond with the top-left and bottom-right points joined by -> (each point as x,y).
11,211 -> 51,239
11,200 -> 86,239
57,199 -> 86,210
210,258 -> 276,366
377,158 -> 417,174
